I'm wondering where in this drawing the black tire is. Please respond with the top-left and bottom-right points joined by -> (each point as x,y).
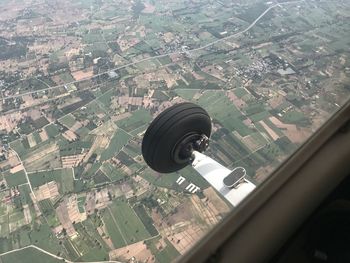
142,102 -> 211,173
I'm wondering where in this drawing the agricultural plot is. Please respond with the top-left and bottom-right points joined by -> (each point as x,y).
28,168 -> 74,194
45,124 -> 60,138
0,216 -> 9,238
75,127 -> 91,137
26,134 -> 35,149
249,111 -> 270,122
123,142 -> 141,158
1,247 -> 62,263
210,131 -> 254,167
93,170 -> 111,185
133,205 -> 158,236
69,220 -> 109,261
84,162 -> 102,179
154,239 -> 180,262
197,91 -> 252,136
146,236 -> 180,263
77,196 -> 86,213
58,72 -> 75,83
29,223 -> 66,257
31,117 -> 50,130
116,151 -> 136,167
97,88 -> 115,108
281,110 -> 308,125
101,208 -> 126,248
116,109 -> 152,133
152,90 -> 169,101
58,139 -> 93,157
175,89 -> 200,100
38,199 -> 54,216
85,100 -> 108,117
103,199 -> 151,248
140,168 -> 177,189
9,139 -> 30,157
0,228 -> 31,251
0,237 -> 12,254
22,141 -> 61,172
5,170 -> 27,187
58,114 -> 77,128
257,142 -> 284,163
63,239 -> 79,260
157,55 -> 172,65
32,131 -> 42,144
260,118 -> 285,137
83,32 -> 103,44
233,88 -> 248,98
0,199 -> 8,218
8,210 -> 26,232
100,129 -> 131,161
100,162 -> 126,182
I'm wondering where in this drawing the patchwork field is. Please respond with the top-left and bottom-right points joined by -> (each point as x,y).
102,199 -> 151,248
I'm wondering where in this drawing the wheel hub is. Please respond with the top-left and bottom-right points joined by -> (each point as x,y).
172,133 -> 209,164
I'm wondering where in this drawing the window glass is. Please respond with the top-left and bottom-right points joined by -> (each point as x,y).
0,0 -> 349,262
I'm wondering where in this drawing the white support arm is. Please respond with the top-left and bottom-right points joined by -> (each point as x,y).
192,151 -> 256,207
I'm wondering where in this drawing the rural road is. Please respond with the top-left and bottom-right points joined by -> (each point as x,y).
2,0 -> 303,100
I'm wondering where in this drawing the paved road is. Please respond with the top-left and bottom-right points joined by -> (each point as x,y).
0,244 -> 122,263
2,0 -> 303,100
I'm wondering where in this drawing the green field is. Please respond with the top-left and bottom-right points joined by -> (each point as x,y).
83,32 -> 103,44
100,162 -> 126,182
249,111 -> 270,122
77,196 -> 86,213
28,168 -> 74,194
70,220 -> 109,261
282,110 -> 308,125
264,119 -> 284,137
103,199 -> 151,248
157,55 -> 172,65
45,124 -> 60,138
175,89 -> 200,100
124,142 -> 141,158
9,211 -> 25,224
29,223 -> 66,257
146,236 -> 181,263
32,131 -> 42,144
9,139 -> 29,157
58,114 -> 76,128
116,109 -> 152,132
97,89 -> 114,107
140,168 -> 177,189
5,170 -> 27,187
1,247 -> 62,263
133,205 -> 158,236
209,131 -> 254,167
233,87 -> 249,98
155,239 -> 180,262
196,91 -> 252,136
102,208 -> 126,248
100,129 -> 131,161
58,72 -> 74,82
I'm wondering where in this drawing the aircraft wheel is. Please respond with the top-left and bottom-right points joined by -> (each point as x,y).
142,102 -> 211,173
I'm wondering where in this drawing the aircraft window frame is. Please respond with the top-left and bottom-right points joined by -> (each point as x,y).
180,100 -> 350,263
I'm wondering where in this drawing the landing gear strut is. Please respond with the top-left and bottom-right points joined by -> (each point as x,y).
142,102 -> 256,206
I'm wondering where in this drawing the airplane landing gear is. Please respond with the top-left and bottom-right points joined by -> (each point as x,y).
141,102 -> 256,206
141,102 -> 211,173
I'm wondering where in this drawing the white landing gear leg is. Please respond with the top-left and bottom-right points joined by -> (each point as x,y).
192,151 -> 256,207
